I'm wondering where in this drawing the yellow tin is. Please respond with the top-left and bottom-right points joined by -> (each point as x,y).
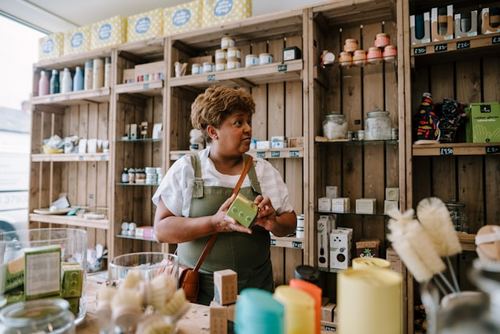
164,0 -> 202,35
127,9 -> 163,42
91,16 -> 126,50
202,0 -> 252,28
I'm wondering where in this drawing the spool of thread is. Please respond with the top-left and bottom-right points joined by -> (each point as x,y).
289,279 -> 321,334
93,58 -> 104,89
235,288 -> 284,334
352,257 -> 391,270
337,268 -> 402,334
274,286 -> 315,334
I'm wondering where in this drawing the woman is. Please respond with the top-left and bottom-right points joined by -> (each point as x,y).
153,86 -> 297,305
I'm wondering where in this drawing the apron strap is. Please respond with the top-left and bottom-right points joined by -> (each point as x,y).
245,154 -> 262,194
190,153 -> 204,198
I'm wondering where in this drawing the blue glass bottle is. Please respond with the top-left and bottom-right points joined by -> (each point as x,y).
73,66 -> 84,91
49,69 -> 60,94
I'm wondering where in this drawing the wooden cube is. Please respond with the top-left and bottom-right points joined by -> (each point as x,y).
210,305 -> 227,334
213,269 -> 237,305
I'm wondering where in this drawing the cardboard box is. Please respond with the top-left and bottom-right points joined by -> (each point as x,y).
321,303 -> 336,322
332,198 -> 350,213
356,240 -> 380,258
384,200 -> 399,215
329,228 -> 352,270
39,33 -> 64,60
202,0 -> 252,28
317,216 -> 332,269
466,102 -> 500,143
64,26 -> 91,55
123,68 -> 136,83
355,198 -> 376,214
326,186 -> 338,199
127,8 -> 163,42
214,269 -> 237,305
91,16 -> 126,50
61,263 -> 83,298
318,197 -> 331,212
164,0 -> 202,35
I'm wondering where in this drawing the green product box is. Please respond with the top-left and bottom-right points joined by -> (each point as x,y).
466,102 -> 500,143
61,263 -> 83,298
65,297 -> 80,316
24,245 -> 61,300
0,256 -> 25,293
227,193 -> 258,228
5,288 -> 25,305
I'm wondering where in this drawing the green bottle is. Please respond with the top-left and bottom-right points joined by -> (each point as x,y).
49,69 -> 60,94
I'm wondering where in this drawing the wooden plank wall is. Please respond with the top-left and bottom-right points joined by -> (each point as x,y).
29,104 -> 109,250
313,19 -> 399,298
412,52 -> 500,289
170,33 -> 305,287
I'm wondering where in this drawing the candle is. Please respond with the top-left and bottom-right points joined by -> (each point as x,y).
289,279 -> 321,334
235,288 -> 284,334
337,268 -> 402,334
274,285 -> 315,334
352,257 -> 391,270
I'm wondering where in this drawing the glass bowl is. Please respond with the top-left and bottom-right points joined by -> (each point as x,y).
109,252 -> 179,283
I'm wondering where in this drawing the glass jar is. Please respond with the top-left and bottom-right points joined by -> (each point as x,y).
0,298 -> 75,334
445,202 -> 468,233
365,110 -> 392,140
323,113 -> 348,140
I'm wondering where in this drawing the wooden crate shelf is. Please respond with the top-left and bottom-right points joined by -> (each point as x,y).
116,138 -> 162,143
115,80 -> 163,96
170,147 -> 304,161
313,0 -> 395,25
412,143 -> 500,156
316,211 -> 388,217
31,87 -> 111,106
116,234 -> 157,242
168,60 -> 302,88
35,49 -> 113,70
316,136 -> 398,145
31,153 -> 110,162
270,235 -> 304,249
118,37 -> 164,59
116,183 -> 159,187
412,32 -> 500,57
29,213 -> 109,230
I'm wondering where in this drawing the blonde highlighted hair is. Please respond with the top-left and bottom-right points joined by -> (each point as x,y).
191,86 -> 255,141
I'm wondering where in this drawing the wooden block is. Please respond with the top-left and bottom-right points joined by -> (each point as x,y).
210,300 -> 236,322
213,269 -> 237,305
210,305 -> 227,334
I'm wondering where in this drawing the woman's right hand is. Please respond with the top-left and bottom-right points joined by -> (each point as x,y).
211,194 -> 252,234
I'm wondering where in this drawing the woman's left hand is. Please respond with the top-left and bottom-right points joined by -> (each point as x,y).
253,195 -> 277,231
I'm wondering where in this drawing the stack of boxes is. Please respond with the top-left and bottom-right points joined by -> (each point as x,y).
210,269 -> 238,334
384,187 -> 399,214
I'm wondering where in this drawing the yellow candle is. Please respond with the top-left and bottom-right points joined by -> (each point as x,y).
274,286 -> 315,334
337,268 -> 402,334
352,257 -> 391,270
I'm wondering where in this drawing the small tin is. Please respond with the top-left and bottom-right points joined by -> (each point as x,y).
259,53 -> 273,65
215,63 -> 226,72
245,54 -> 259,67
202,62 -> 214,73
191,63 -> 202,75
227,59 -> 241,70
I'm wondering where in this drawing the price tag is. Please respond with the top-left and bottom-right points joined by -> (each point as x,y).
434,43 -> 448,53
292,241 -> 302,249
277,64 -> 288,72
289,150 -> 300,158
456,40 -> 470,50
78,155 -> 84,161
322,324 -> 336,332
100,155 -> 107,161
413,47 -> 426,55
207,74 -> 216,82
143,83 -> 150,90
49,96 -> 55,102
440,147 -> 454,156
271,151 -> 280,158
256,151 -> 265,158
486,146 -> 500,154
270,239 -> 276,246
493,36 -> 500,45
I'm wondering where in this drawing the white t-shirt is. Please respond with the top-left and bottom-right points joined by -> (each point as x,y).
152,148 -> 294,217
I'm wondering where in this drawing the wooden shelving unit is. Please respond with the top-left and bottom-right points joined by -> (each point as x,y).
116,234 -> 157,242
115,80 -> 164,96
31,153 -> 109,162
170,147 -> 304,161
31,88 -> 110,106
29,214 -> 109,230
412,142 -> 500,156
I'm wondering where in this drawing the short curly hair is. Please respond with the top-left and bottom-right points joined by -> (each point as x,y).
191,86 -> 255,141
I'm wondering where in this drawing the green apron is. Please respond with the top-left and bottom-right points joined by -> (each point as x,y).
177,153 -> 274,305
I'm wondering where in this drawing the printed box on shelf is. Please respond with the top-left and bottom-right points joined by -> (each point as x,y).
127,8 -> 163,42
91,16 -> 126,50
64,26 -> 91,55
39,33 -> 64,60
164,0 -> 202,35
202,0 -> 252,28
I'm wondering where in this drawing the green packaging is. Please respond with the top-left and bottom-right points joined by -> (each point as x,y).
64,297 -> 80,315
227,193 -> 258,228
1,256 -> 25,293
24,245 -> 61,300
466,102 -> 500,143
61,263 -> 83,298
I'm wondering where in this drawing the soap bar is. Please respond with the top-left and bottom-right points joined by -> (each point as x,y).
61,263 -> 83,298
283,46 -> 302,61
227,193 -> 258,228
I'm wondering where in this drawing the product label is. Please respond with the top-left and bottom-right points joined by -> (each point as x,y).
290,150 -> 300,158
434,43 -> 448,53
440,147 -> 454,156
292,241 -> 302,249
207,74 -> 216,81
456,40 -> 470,50
493,36 -> 500,45
271,151 -> 280,158
414,46 -> 426,55
42,39 -> 54,54
480,105 -> 491,113
278,64 -> 288,72
256,151 -> 265,158
172,9 -> 191,27
99,23 -> 112,40
135,17 -> 151,34
71,32 -> 84,48
214,0 -> 233,17
486,146 -> 500,154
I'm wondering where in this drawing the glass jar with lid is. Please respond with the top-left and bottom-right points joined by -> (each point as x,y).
0,298 -> 75,334
365,110 -> 392,140
323,113 -> 348,140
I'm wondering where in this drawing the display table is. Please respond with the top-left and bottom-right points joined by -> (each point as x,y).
77,272 -> 210,334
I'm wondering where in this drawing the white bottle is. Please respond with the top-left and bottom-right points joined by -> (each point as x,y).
61,68 -> 73,93
93,58 -> 104,89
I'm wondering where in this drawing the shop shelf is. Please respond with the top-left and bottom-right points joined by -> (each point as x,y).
412,142 -> 500,156
316,136 -> 398,145
116,183 -> 160,187
411,32 -> 500,57
116,138 -> 162,143
29,213 -> 109,230
31,87 -> 111,106
31,153 -> 110,162
170,147 -> 304,161
116,234 -> 157,242
168,60 -> 302,88
270,236 -> 304,249
115,80 -> 163,96
35,49 -> 113,70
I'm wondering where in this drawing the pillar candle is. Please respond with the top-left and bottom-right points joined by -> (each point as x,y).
274,285 -> 315,334
352,257 -> 391,270
235,288 -> 284,334
289,279 -> 321,334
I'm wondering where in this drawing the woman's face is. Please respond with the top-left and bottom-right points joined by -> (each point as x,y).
213,111 -> 252,156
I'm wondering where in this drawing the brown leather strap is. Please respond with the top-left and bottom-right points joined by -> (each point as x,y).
192,155 -> 253,272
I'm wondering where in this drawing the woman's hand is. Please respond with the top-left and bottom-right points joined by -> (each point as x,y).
253,195 -> 278,231
211,194 -> 252,234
